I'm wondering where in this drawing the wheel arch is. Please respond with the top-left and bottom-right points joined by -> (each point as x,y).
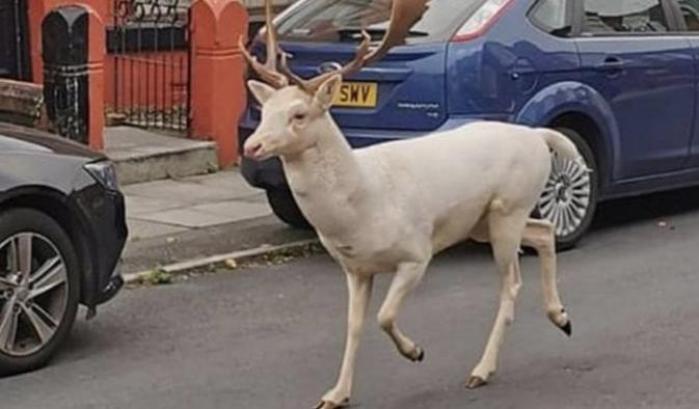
0,186 -> 96,308
548,112 -> 608,191
515,81 -> 619,193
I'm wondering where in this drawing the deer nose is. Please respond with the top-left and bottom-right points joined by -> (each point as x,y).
244,141 -> 264,159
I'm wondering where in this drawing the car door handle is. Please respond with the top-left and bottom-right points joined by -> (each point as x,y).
595,57 -> 625,73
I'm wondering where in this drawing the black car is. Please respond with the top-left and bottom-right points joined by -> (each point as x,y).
0,122 -> 127,375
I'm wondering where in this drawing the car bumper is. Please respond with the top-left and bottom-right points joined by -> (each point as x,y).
91,190 -> 128,306
70,183 -> 128,308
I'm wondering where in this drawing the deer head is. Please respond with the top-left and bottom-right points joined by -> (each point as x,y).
241,0 -> 430,161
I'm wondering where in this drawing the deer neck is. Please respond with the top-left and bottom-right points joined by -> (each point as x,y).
281,115 -> 368,234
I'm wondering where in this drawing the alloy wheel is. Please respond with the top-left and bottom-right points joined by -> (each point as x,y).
0,233 -> 68,357
537,152 -> 592,238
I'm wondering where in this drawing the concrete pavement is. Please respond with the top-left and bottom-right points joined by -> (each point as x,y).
124,169 -> 271,241
3,189 -> 699,408
103,126 -> 317,275
121,168 -> 316,274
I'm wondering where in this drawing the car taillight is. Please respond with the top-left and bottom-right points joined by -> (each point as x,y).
452,0 -> 515,43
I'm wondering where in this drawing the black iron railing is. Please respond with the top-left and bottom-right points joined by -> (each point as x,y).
109,0 -> 191,134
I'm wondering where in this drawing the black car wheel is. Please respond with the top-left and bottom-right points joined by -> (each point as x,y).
266,188 -> 312,229
0,208 -> 80,376
535,128 -> 599,250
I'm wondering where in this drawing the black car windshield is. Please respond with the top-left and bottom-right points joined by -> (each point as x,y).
276,0 -> 485,44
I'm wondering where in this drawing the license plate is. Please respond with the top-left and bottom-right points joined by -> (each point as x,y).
333,82 -> 378,108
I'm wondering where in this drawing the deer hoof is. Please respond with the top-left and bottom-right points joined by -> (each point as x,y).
404,346 -> 424,362
314,398 -> 349,409
559,321 -> 572,337
548,308 -> 572,337
465,376 -> 488,389
415,347 -> 425,362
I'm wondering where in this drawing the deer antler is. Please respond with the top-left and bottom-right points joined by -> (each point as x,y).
364,0 -> 430,64
239,0 -> 288,88
280,31 -> 373,94
243,0 -> 430,93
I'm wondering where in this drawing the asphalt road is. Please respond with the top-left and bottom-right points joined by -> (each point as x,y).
3,189 -> 699,409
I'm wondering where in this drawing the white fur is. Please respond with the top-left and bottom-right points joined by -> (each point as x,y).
245,78 -> 577,409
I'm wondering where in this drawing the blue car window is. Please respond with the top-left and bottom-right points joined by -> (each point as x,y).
583,0 -> 669,33
530,0 -> 571,35
276,0 -> 484,44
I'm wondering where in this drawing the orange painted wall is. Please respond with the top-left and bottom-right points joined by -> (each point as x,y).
190,0 -> 248,166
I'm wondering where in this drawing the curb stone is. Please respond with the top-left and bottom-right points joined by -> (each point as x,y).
123,239 -> 321,284
122,215 -> 316,275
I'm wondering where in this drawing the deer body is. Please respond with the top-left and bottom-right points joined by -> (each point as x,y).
284,119 -> 555,271
241,2 -> 577,408
247,81 -> 576,408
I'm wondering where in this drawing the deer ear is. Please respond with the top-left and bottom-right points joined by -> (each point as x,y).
313,74 -> 342,110
248,80 -> 276,104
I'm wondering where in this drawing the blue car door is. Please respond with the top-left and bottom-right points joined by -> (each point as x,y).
673,0 -> 699,167
575,0 -> 695,180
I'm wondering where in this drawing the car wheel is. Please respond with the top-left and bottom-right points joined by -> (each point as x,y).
0,208 -> 81,376
266,188 -> 312,229
535,127 -> 599,250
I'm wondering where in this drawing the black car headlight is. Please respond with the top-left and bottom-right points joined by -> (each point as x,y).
84,161 -> 119,191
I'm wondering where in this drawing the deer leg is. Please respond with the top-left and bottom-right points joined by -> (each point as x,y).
377,260 -> 430,362
316,273 -> 373,409
522,218 -> 571,335
467,211 -> 526,389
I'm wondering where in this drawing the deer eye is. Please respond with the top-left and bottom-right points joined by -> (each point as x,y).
292,112 -> 307,122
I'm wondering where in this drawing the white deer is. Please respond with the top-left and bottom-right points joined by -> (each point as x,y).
241,1 -> 577,408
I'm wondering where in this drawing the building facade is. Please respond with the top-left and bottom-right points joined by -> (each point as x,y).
0,0 -> 250,166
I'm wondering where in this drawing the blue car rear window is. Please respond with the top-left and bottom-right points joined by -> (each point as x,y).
277,0 -> 485,44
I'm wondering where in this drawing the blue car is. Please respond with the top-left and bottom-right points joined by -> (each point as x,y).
240,0 -> 699,248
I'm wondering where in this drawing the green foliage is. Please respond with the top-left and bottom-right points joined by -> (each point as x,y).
138,268 -> 174,286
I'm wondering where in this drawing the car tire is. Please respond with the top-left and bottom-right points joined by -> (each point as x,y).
535,127 -> 599,251
0,208 -> 81,376
266,188 -> 312,229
